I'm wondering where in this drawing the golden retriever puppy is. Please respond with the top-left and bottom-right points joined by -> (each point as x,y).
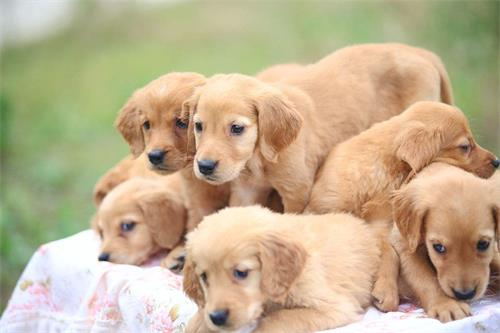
255,63 -> 304,82
93,153 -> 159,206
305,101 -> 498,312
183,206 -> 381,333
182,43 -> 454,213
390,163 -> 500,322
93,174 -> 186,269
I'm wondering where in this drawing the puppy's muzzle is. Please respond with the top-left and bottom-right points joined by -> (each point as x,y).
209,309 -> 229,326
148,149 -> 167,166
98,253 -> 110,262
452,287 -> 476,300
197,159 -> 218,176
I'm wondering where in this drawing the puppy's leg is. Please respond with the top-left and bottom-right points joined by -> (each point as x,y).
253,304 -> 361,333
185,310 -> 211,333
400,246 -> 471,322
372,239 -> 400,312
161,243 -> 186,273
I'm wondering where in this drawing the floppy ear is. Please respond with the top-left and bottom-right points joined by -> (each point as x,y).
181,92 -> 200,162
93,169 -> 129,207
115,98 -> 145,157
392,185 -> 427,253
255,88 -> 303,162
258,233 -> 307,301
138,190 -> 186,249
395,121 -> 443,173
183,255 -> 205,306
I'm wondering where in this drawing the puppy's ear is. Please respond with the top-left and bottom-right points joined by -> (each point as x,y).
93,170 -> 128,207
395,121 -> 443,173
115,98 -> 145,157
255,87 -> 303,162
258,233 -> 307,301
392,185 -> 427,253
183,255 -> 205,306
181,91 -> 200,162
138,190 -> 186,249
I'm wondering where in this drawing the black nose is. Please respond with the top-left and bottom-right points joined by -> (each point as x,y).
209,309 -> 229,326
452,288 -> 476,300
148,149 -> 166,165
197,159 -> 218,176
492,159 -> 500,168
98,253 -> 110,262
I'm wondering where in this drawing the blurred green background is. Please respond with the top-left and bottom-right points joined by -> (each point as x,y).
1,0 -> 499,310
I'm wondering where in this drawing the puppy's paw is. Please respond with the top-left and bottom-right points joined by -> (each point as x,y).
372,278 -> 399,312
427,298 -> 471,323
161,247 -> 186,274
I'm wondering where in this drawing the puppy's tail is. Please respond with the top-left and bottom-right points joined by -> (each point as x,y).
417,49 -> 454,105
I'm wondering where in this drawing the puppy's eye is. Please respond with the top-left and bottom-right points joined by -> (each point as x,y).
120,222 -> 136,232
143,121 -> 151,130
477,240 -> 490,252
176,118 -> 188,129
230,124 -> 245,135
433,243 -> 446,254
195,122 -> 203,132
200,272 -> 208,284
458,144 -> 470,153
233,269 -> 249,280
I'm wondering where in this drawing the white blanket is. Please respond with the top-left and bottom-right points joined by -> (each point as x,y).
1,230 -> 499,332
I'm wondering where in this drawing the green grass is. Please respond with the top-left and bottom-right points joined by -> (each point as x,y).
1,0 -> 499,310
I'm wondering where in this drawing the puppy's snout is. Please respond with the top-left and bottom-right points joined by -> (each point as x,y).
98,253 -> 110,262
209,309 -> 229,326
452,288 -> 476,300
197,159 -> 218,176
148,149 -> 166,165
491,159 -> 500,169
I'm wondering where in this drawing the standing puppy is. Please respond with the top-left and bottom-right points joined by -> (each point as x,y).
184,206 -> 381,333
183,43 -> 454,213
391,164 -> 500,322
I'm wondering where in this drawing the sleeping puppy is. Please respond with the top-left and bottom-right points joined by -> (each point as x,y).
93,153 -> 159,207
182,43 -> 454,213
183,206 -> 381,333
93,174 -> 186,269
390,163 -> 500,322
305,101 -> 498,312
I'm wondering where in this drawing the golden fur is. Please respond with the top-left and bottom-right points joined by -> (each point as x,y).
93,153 -> 160,206
182,43 -> 454,213
389,164 -> 500,322
183,206 -> 381,333
93,174 -> 187,268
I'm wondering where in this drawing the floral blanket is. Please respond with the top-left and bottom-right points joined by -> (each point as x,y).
1,230 -> 499,332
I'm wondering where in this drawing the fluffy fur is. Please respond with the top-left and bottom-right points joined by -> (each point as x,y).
93,174 -> 187,268
183,206 -> 381,333
182,43 -> 454,213
389,164 -> 500,322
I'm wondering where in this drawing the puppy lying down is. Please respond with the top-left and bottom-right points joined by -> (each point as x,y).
183,206 -> 382,333
93,174 -> 187,269
390,163 -> 500,322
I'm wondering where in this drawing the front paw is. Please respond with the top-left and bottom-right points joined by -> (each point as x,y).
161,248 -> 186,273
372,278 -> 399,312
426,298 -> 471,322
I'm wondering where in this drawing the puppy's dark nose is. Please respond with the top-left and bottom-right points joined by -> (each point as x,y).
209,309 -> 229,326
197,159 -> 218,176
98,253 -> 110,262
148,149 -> 166,165
492,159 -> 500,169
453,288 -> 476,300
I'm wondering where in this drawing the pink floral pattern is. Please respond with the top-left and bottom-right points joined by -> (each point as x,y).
1,230 -> 499,333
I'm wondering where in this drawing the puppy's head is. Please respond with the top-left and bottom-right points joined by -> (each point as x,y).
115,72 -> 206,174
393,164 -> 499,302
183,206 -> 307,331
181,74 -> 303,184
396,101 -> 498,178
94,177 -> 186,265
